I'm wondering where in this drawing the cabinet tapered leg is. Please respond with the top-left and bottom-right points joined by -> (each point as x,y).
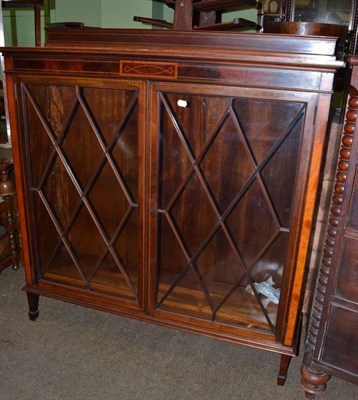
300,364 -> 331,399
277,354 -> 292,386
26,292 -> 39,321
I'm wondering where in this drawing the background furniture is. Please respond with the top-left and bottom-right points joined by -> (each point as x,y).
300,56 -> 358,399
0,147 -> 20,272
261,1 -> 358,56
0,0 -> 43,46
0,1 -> 43,269
2,27 -> 342,386
134,0 -> 258,31
0,0 -> 44,138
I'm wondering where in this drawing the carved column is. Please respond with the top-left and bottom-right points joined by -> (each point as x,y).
301,82 -> 358,398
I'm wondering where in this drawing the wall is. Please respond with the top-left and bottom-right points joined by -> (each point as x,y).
2,3 -> 50,46
1,0 -> 157,45
48,0 -> 165,30
52,0 -> 102,27
101,0 -> 158,29
2,1 -> 258,46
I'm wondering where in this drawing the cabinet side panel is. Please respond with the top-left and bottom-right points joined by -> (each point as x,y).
283,92 -> 333,347
335,236 -> 358,302
321,305 -> 358,376
346,166 -> 358,231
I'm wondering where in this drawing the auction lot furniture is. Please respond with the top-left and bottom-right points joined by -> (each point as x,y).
1,27 -> 342,384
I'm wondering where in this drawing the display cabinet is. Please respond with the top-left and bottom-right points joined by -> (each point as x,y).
1,28 -> 343,385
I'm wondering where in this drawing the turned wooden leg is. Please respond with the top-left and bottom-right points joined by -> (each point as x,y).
4,196 -> 21,270
277,354 -> 292,386
0,164 -> 21,271
300,364 -> 331,399
27,292 -> 39,321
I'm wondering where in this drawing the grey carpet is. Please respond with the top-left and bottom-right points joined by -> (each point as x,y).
1,268 -> 357,400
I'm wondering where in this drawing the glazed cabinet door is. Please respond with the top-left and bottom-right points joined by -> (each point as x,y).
149,82 -> 319,344
16,77 -> 146,309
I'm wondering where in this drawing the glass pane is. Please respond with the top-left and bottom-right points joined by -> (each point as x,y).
83,87 -> 136,146
44,245 -> 85,288
157,214 -> 189,306
261,114 -> 303,228
159,98 -> 193,208
61,106 -> 104,190
170,173 -> 217,256
32,194 -> 61,277
226,179 -> 279,268
215,286 -> 273,331
25,87 -> 54,188
88,161 -> 130,239
165,93 -> 229,158
41,155 -> 81,231
111,209 -> 140,298
200,115 -> 254,212
111,102 -> 140,199
160,268 -> 213,320
233,99 -> 303,165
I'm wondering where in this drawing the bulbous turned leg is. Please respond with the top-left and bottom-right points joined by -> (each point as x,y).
300,364 -> 331,399
277,354 -> 292,386
27,292 -> 39,321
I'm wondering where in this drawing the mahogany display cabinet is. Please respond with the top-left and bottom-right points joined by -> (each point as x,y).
301,56 -> 358,398
1,28 -> 343,385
